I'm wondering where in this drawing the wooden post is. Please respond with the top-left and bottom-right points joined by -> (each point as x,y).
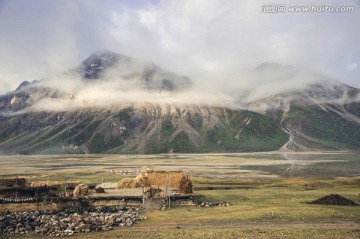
36,188 -> 39,210
142,187 -> 145,205
167,172 -> 171,209
63,176 -> 70,199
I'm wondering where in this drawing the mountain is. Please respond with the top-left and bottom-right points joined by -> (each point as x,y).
79,51 -> 191,91
0,51 -> 191,114
246,63 -> 360,151
0,52 -> 287,154
0,53 -> 359,154
0,104 -> 288,154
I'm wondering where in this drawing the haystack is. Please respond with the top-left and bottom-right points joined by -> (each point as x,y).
115,175 -> 150,189
145,170 -> 186,189
31,181 -> 62,187
73,184 -> 89,198
135,174 -> 150,187
115,178 -> 139,189
179,177 -> 193,194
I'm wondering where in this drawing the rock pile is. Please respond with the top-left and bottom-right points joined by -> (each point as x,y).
198,201 -> 230,207
0,206 -> 147,236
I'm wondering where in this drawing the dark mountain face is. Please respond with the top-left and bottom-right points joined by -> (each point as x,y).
79,51 -> 191,91
0,105 -> 288,154
81,51 -> 123,79
0,85 -> 72,114
0,53 -> 359,154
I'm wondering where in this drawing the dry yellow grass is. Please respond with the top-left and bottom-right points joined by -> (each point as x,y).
179,177 -> 193,194
135,174 -> 151,187
145,170 -> 187,189
73,184 -> 89,198
115,178 -> 140,189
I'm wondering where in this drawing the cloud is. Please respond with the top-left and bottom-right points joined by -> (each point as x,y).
0,0 -> 359,96
1,51 -> 358,119
10,58 -> 357,116
0,0 -> 114,94
11,84 -> 237,114
107,0 -> 360,87
347,63 -> 358,71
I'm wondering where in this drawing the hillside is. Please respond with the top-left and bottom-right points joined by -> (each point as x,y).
246,64 -> 360,150
0,53 -> 360,154
0,104 -> 287,154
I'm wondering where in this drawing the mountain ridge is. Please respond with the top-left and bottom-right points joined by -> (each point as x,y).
0,51 -> 359,154
0,104 -> 288,154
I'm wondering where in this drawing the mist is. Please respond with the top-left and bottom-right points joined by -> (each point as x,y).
0,0 -> 359,112
5,56 -> 356,116
20,56 -> 238,112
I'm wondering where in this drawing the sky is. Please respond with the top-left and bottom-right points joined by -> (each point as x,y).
0,0 -> 359,95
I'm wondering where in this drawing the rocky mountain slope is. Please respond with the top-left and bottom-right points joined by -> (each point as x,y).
79,51 -> 191,91
0,104 -> 287,154
0,52 -> 287,154
246,64 -> 360,151
0,52 -> 359,154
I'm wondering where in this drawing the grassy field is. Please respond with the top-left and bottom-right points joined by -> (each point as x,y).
1,153 -> 360,238
68,177 -> 360,239
5,177 -> 358,238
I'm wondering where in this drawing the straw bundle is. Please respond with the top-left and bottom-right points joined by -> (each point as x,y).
73,184 -> 89,198
145,170 -> 186,189
115,175 -> 150,189
115,178 -> 139,189
31,181 -> 62,187
179,177 -> 193,194
135,174 -> 150,187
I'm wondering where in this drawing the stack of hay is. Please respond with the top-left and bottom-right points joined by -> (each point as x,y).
179,177 -> 193,194
115,175 -> 150,189
115,170 -> 193,194
31,181 -> 63,187
73,184 -> 89,198
145,170 -> 185,189
145,170 -> 193,194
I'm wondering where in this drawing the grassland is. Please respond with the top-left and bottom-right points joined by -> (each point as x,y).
68,177 -> 360,239
2,176 -> 359,238
0,153 -> 359,238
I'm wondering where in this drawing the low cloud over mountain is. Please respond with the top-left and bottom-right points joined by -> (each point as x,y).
0,52 -> 360,154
